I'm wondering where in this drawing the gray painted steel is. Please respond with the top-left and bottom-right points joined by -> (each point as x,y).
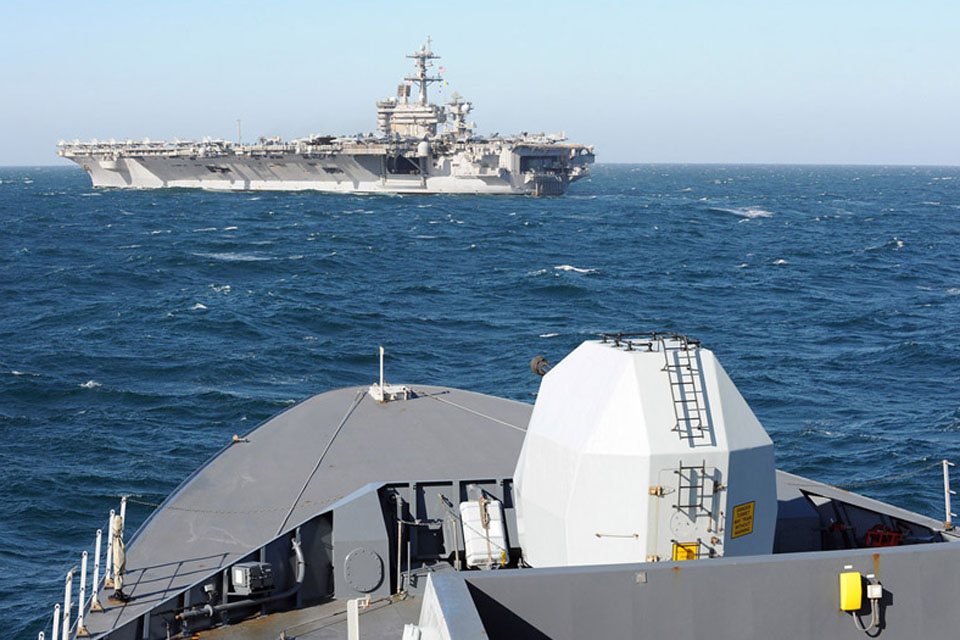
431,541 -> 960,639
196,597 -> 424,640
81,385 -> 530,638
54,380 -> 959,639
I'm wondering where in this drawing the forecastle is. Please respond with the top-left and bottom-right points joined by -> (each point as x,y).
57,39 -> 594,195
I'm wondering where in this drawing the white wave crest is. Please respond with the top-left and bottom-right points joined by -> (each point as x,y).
80,380 -> 102,389
193,252 -> 269,262
718,206 -> 773,219
539,333 -> 560,338
191,303 -> 208,310
554,265 -> 596,274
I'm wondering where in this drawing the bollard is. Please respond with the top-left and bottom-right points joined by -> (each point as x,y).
77,550 -> 89,636
104,510 -> 115,588
90,529 -> 102,611
62,568 -> 74,640
51,604 -> 60,640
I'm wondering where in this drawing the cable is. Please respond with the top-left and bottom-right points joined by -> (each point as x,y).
277,596 -> 396,637
125,497 -> 300,515
834,461 -> 944,489
275,389 -> 366,535
852,598 -> 879,633
413,388 -> 526,433
795,460 -> 946,493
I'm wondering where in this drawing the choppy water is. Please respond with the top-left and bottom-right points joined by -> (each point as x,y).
2,164 -> 959,637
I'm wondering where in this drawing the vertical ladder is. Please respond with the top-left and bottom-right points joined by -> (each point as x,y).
674,460 -> 711,518
660,335 -> 707,441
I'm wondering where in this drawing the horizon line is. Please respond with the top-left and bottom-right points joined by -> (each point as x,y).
3,161 -> 959,170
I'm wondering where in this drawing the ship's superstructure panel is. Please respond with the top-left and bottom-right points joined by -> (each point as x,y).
514,334 -> 778,568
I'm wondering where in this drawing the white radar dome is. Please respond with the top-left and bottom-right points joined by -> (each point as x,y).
514,334 -> 777,567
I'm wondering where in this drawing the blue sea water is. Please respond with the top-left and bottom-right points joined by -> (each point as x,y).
1,164 -> 959,637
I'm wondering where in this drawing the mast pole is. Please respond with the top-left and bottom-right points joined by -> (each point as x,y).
405,37 -> 441,106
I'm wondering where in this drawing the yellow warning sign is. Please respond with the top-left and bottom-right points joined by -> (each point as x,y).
672,542 -> 699,561
731,501 -> 755,538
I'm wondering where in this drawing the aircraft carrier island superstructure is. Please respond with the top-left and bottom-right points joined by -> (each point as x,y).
57,40 -> 595,195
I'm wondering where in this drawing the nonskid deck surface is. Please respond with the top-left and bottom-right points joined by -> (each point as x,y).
194,596 -> 422,640
84,385 -> 530,637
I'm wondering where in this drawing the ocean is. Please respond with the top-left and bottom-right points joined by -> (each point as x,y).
2,163 -> 959,637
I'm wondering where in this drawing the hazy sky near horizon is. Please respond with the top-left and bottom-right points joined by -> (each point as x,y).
2,0 -> 958,166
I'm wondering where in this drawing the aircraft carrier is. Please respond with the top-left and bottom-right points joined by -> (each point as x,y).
38,333 -> 960,639
56,40 -> 594,196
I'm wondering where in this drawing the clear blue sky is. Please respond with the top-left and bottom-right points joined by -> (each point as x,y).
2,0 -> 958,165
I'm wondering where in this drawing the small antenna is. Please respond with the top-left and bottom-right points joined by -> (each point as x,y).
236,119 -> 242,145
379,345 -> 385,392
368,345 -> 410,403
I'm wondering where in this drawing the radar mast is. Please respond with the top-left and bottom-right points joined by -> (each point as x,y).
405,36 -> 442,106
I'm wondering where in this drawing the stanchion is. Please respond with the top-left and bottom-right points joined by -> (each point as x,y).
90,529 -> 103,611
51,604 -> 60,640
62,568 -> 73,640
77,550 -> 89,636
944,459 -> 956,529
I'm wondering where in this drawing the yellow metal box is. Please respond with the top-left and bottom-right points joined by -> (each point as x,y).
672,542 -> 699,561
839,571 -> 863,611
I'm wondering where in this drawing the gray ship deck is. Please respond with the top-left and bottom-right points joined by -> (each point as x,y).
78,382 -> 959,639
84,385 -> 530,638
196,596 -> 423,640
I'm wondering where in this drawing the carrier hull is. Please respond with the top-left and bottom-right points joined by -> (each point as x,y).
60,142 -> 592,195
